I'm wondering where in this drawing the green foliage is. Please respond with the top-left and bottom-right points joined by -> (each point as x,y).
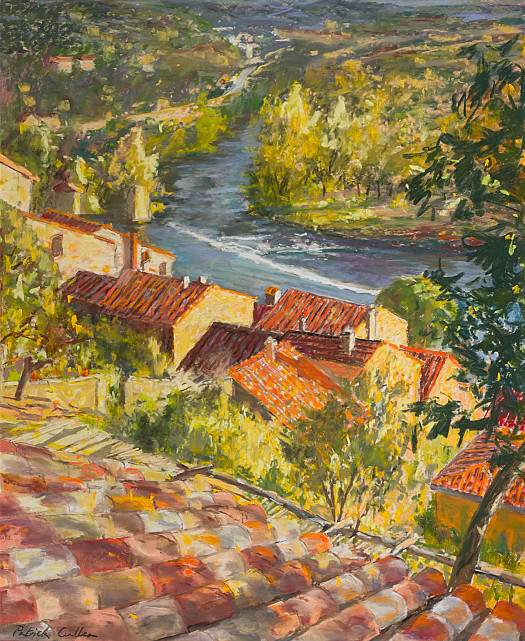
0,204 -> 89,397
407,37 -> 525,587
377,275 -> 457,348
110,387 -> 297,496
85,316 -> 167,379
1,1 -> 240,121
282,374 -> 415,525
248,60 -> 442,215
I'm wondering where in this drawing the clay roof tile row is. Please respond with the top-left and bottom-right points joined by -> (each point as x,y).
62,270 -> 211,328
254,289 -> 370,336
0,433 -> 524,640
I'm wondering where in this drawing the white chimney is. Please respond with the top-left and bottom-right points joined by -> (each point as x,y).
265,337 -> 277,361
182,276 -> 190,289
368,305 -> 378,340
299,317 -> 307,332
197,276 -> 207,284
265,286 -> 281,306
341,328 -> 356,354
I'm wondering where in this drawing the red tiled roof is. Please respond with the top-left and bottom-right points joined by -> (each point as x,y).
284,331 -> 383,367
432,431 -> 525,510
40,209 -> 102,234
0,153 -> 40,181
229,342 -> 344,427
179,323 -> 383,381
62,271 -> 116,307
0,433 -> 524,639
180,323 -> 280,378
62,270 -> 211,328
254,289 -> 370,336
399,346 -> 449,400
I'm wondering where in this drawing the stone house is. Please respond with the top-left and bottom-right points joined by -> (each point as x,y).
62,270 -> 256,367
22,209 -> 176,280
0,153 -> 40,212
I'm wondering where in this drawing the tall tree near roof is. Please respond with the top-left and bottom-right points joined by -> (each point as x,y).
376,275 -> 456,348
281,374 -> 411,524
408,37 -> 525,589
0,203 -> 89,400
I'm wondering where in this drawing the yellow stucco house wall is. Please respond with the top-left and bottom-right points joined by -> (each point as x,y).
355,343 -> 421,409
434,490 -> 525,553
24,214 -> 119,280
355,306 -> 408,345
0,154 -> 39,212
171,286 -> 256,367
23,211 -> 176,281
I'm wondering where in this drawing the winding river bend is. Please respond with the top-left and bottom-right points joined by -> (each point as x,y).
117,126 -> 475,304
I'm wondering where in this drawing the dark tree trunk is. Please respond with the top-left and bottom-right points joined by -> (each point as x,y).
376,181 -> 381,198
389,184 -> 394,197
15,356 -> 33,401
366,185 -> 371,197
447,444 -> 525,590
356,183 -> 361,197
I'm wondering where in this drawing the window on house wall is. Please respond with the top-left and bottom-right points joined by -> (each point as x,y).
51,234 -> 63,257
159,262 -> 167,275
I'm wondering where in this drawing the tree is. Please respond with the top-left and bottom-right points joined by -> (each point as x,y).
407,37 -> 525,589
0,204 -> 89,400
281,382 -> 411,526
248,83 -> 321,211
376,275 -> 456,348
86,316 -> 168,407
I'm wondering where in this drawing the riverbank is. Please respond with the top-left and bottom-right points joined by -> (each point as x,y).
250,196 -> 471,251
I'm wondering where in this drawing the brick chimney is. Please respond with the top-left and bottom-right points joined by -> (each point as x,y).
265,337 -> 277,361
368,305 -> 377,340
341,327 -> 356,354
197,276 -> 207,284
299,317 -> 307,332
182,276 -> 190,289
130,233 -> 138,270
265,286 -> 281,306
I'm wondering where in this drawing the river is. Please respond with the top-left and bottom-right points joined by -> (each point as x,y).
113,126 -> 476,304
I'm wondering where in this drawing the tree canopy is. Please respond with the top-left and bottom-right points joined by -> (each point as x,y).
407,37 -> 525,588
0,204 -> 88,400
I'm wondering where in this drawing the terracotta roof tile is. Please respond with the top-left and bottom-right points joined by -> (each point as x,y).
0,432 -> 524,640
9,545 -> 79,584
432,431 -> 525,511
180,323 -> 279,378
0,584 -> 38,624
176,581 -> 235,627
29,575 -> 99,620
229,342 -> 344,427
62,269 -> 212,329
40,208 -> 101,233
149,557 -> 215,597
400,346 -> 449,400
119,596 -> 187,640
47,608 -> 133,641
254,289 -> 370,336
68,538 -> 133,575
